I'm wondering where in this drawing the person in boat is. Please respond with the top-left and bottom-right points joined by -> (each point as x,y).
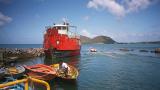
61,62 -> 70,77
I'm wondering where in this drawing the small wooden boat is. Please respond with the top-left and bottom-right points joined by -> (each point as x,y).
50,64 -> 79,80
0,67 -> 5,80
24,64 -> 56,80
8,56 -> 18,60
5,66 -> 25,78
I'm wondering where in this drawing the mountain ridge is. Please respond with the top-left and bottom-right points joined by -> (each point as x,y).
80,35 -> 116,44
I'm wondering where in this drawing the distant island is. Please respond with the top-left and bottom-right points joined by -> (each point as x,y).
80,35 -> 160,44
80,35 -> 116,44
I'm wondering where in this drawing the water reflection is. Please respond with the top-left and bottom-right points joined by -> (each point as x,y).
32,78 -> 78,90
49,78 -> 78,90
16,57 -> 45,66
44,56 -> 80,67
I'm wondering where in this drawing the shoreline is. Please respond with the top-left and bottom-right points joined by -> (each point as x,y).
0,48 -> 44,64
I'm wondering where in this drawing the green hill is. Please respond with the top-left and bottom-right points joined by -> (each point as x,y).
80,35 -> 116,44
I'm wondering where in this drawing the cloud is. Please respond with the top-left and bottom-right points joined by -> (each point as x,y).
87,0 -> 156,18
83,16 -> 90,21
0,12 -> 12,27
80,29 -> 95,38
62,17 -> 69,22
87,0 -> 125,17
101,29 -> 160,42
126,0 -> 151,13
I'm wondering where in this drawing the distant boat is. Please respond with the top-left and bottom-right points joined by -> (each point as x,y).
50,63 -> 79,80
43,22 -> 81,58
90,48 -> 97,52
24,64 -> 56,80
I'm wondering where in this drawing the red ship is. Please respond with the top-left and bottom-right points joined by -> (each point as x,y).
43,22 -> 81,57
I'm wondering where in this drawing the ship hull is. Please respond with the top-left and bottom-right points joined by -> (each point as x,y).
45,49 -> 80,58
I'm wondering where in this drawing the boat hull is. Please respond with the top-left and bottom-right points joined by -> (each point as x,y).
50,64 -> 79,80
4,66 -> 25,79
0,67 -> 5,80
45,49 -> 80,58
24,64 -> 56,81
27,72 -> 55,81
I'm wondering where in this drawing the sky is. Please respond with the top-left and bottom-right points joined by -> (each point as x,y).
0,0 -> 160,44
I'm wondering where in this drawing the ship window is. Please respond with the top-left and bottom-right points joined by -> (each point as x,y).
57,27 -> 61,30
62,27 -> 66,30
56,26 -> 67,30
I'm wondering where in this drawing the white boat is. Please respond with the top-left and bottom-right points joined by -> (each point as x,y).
90,48 -> 97,52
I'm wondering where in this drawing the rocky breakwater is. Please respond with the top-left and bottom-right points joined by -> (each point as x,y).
0,48 -> 44,60
154,48 -> 160,53
119,48 -> 160,54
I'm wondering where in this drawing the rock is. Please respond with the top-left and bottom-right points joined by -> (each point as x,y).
119,48 -> 130,51
139,50 -> 149,52
155,48 -> 160,53
0,48 -> 45,60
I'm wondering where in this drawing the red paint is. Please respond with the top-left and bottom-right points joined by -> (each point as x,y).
43,23 -> 81,57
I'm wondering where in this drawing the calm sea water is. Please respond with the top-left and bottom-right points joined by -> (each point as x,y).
4,44 -> 160,90
0,44 -> 42,48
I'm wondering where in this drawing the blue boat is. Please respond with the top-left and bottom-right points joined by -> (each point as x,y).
0,77 -> 24,90
0,67 -> 5,80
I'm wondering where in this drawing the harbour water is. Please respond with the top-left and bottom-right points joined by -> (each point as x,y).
1,44 -> 160,90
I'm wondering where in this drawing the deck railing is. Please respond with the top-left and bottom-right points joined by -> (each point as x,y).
0,77 -> 50,90
68,31 -> 80,39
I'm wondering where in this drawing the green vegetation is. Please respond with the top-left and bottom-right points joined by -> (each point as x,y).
80,35 -> 116,44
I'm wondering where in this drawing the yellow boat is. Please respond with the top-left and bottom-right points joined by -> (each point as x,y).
50,64 -> 79,80
5,66 -> 25,78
